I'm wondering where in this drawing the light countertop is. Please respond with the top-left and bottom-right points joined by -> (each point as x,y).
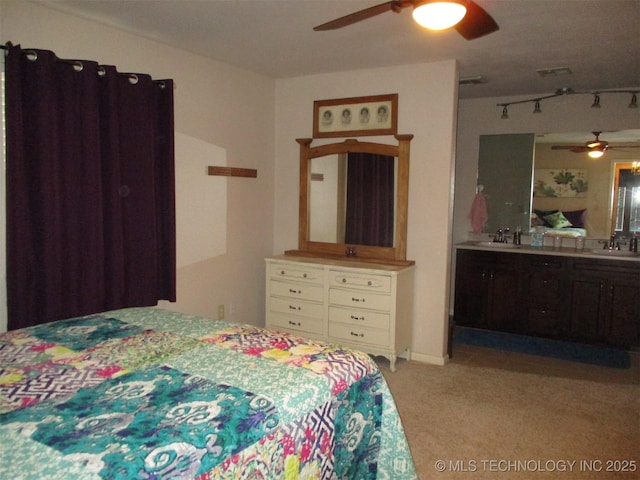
456,241 -> 640,263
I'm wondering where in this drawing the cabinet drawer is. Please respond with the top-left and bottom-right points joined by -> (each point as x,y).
329,288 -> 391,311
329,306 -> 390,330
270,263 -> 323,283
527,272 -> 562,303
329,322 -> 388,347
268,314 -> 323,336
270,280 -> 323,302
269,296 -> 323,319
525,307 -> 563,337
329,270 -> 391,293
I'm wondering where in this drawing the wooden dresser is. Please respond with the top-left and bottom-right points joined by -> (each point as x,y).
265,256 -> 415,371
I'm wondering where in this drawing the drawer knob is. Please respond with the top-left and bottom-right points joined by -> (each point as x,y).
288,320 -> 301,326
280,270 -> 285,275
341,278 -> 347,283
289,288 -> 301,294
350,331 -> 364,338
288,305 -> 301,311
367,281 -> 372,286
352,297 -> 365,303
303,273 -> 307,278
351,315 -> 365,321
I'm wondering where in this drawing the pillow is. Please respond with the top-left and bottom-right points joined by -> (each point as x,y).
561,209 -> 587,229
533,209 -> 559,227
543,211 -> 573,228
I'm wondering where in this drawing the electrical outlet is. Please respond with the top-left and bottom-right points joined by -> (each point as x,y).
217,304 -> 225,320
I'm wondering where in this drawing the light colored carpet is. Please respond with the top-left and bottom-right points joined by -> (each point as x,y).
379,343 -> 639,479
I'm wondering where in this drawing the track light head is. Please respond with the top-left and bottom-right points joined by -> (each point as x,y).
533,101 -> 542,113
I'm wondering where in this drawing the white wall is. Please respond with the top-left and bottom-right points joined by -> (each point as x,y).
0,0 -> 276,330
275,61 -> 460,365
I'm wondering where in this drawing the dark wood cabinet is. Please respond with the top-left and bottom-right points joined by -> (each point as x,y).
454,250 -> 520,332
569,259 -> 640,348
520,255 -> 567,338
454,248 -> 640,349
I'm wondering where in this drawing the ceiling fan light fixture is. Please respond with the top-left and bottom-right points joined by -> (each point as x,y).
412,1 -> 467,30
588,148 -> 605,159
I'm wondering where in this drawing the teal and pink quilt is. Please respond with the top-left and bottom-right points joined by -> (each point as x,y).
0,307 -> 417,479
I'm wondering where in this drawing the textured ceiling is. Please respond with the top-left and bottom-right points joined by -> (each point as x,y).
37,0 -> 640,99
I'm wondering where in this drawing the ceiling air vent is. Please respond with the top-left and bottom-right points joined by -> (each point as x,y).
459,76 -> 487,85
536,67 -> 573,77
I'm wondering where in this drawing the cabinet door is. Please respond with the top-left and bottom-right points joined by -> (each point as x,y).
568,276 -> 607,343
485,266 -> 520,331
454,265 -> 489,328
454,250 -> 520,330
605,278 -> 640,348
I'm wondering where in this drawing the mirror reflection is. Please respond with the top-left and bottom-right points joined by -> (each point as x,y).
478,130 -> 640,238
293,135 -> 413,264
309,153 -> 396,247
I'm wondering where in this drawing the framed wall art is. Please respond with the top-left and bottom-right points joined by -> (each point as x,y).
313,93 -> 398,138
534,168 -> 589,197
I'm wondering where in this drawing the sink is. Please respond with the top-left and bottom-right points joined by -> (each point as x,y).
474,241 -> 521,249
587,249 -> 638,257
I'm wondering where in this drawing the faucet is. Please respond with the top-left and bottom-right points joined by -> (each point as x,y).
493,227 -> 510,243
603,234 -> 621,250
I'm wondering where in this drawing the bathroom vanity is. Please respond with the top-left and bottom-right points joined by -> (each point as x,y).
454,242 -> 640,349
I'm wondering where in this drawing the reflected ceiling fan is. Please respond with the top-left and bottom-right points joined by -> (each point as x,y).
313,0 -> 499,40
551,131 -> 640,158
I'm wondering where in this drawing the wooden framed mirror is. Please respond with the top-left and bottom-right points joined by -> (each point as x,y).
286,134 -> 414,265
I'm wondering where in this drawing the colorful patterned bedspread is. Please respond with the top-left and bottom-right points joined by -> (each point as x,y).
0,307 -> 417,479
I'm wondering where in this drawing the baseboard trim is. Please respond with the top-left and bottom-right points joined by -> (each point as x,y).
410,351 -> 449,366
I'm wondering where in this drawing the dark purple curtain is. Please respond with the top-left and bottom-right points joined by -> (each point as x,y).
5,44 -> 176,330
345,152 -> 395,247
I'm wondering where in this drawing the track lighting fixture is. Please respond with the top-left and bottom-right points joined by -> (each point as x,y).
533,100 -> 542,113
497,89 -> 639,119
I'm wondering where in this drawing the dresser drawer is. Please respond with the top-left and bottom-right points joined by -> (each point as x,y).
269,297 -> 323,319
329,306 -> 390,330
268,314 -> 324,336
329,288 -> 391,311
329,322 -> 388,347
269,279 -> 323,302
270,263 -> 323,283
328,270 -> 391,293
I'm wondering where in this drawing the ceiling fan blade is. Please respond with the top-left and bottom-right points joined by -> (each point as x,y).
313,1 -> 406,31
454,0 -> 499,40
551,145 -> 583,150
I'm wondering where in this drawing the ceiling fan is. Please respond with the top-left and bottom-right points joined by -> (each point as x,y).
551,131 -> 640,158
313,0 -> 499,40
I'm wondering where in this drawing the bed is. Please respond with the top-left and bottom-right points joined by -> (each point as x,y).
0,307 -> 416,479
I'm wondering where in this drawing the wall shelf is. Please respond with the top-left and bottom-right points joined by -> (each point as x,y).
208,166 -> 257,178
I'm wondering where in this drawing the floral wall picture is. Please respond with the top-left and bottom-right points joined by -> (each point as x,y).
534,169 -> 588,197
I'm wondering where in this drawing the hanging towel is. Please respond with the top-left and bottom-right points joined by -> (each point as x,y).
468,192 -> 488,233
